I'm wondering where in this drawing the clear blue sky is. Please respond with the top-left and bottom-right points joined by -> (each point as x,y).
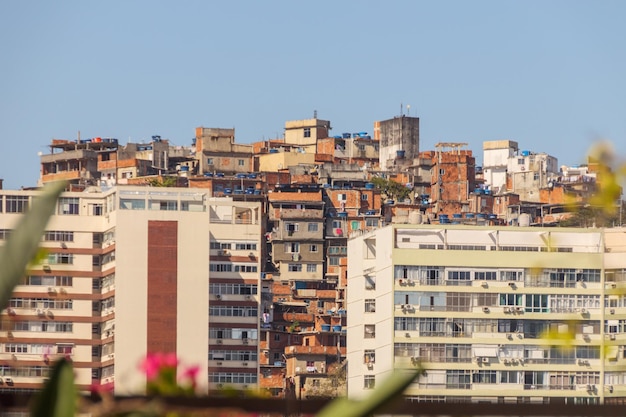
1,1 -> 625,190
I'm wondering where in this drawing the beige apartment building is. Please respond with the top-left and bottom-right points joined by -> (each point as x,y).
348,223 -> 626,404
0,185 -> 262,395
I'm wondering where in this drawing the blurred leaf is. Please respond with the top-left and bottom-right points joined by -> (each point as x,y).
0,181 -> 66,310
317,370 -> 420,417
31,358 -> 77,417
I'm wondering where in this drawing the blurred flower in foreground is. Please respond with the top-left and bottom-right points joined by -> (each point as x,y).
140,352 -> 199,396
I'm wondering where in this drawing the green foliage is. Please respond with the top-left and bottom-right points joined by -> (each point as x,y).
31,358 -> 77,417
146,176 -> 178,187
0,181 -> 66,310
370,176 -> 411,202
316,370 -> 421,417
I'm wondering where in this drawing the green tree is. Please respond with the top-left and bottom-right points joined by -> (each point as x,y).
370,177 -> 411,202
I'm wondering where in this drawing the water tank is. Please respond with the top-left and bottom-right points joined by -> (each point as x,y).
465,213 -> 475,219
452,213 -> 462,219
408,211 -> 422,224
269,149 -> 279,153
521,150 -> 530,156
332,325 -> 342,332
365,182 -> 375,189
321,324 -> 331,332
519,213 -> 531,227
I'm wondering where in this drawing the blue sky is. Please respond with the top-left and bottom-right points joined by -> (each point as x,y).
1,1 -> 625,190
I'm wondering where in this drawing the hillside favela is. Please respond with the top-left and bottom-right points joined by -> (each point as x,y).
2,113 -> 626,407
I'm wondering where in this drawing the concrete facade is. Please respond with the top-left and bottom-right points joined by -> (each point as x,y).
348,224 -> 626,404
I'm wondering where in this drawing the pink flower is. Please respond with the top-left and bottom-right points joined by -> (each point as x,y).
162,352 -> 179,368
182,365 -> 200,385
140,353 -> 163,380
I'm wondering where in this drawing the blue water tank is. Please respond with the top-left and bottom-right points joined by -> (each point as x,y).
488,214 -> 497,220
365,183 -> 375,189
452,213 -> 462,219
521,150 -> 530,156
342,133 -> 351,138
180,166 -> 189,172
332,325 -> 342,332
465,213 -> 475,219
477,213 -> 487,219
269,149 -> 279,153
321,324 -> 331,332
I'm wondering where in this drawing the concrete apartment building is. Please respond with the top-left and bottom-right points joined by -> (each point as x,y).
374,115 -> 420,171
0,185 -> 262,395
348,223 -> 626,404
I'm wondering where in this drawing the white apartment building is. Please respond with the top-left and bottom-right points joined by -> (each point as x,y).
0,185 -> 261,395
348,224 -> 626,404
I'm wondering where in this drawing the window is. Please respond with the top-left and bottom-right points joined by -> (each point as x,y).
120,199 -> 145,210
525,294 -> 549,313
475,271 -> 497,281
58,198 -> 79,215
473,370 -> 497,384
351,221 -> 361,231
309,244 -> 318,253
500,294 -> 523,306
500,371 -> 519,384
365,275 -> 376,290
364,324 -> 376,338
303,128 -> 311,138
307,223 -> 318,232
365,299 -> 376,313
361,194 -> 368,201
285,243 -> 300,253
6,195 -> 29,213
207,158 -> 214,165
43,231 -> 74,242
306,264 -> 317,273
446,370 -> 471,389
518,158 -> 525,165
288,264 -> 302,272
285,223 -> 298,233
48,253 -> 73,265
364,375 -> 375,389
329,257 -> 340,266
238,159 -> 245,166
331,220 -> 342,229
364,349 -> 375,364
366,218 -> 379,227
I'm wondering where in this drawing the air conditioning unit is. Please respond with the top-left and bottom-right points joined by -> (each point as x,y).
611,309 -> 616,315
578,359 -> 589,365
405,332 -> 411,338
292,253 -> 301,261
503,359 -> 510,364
367,362 -> 374,369
508,282 -> 516,287
481,357 -> 489,363
242,338 -> 249,344
59,288 -> 67,294
403,304 -> 412,310
611,283 -> 617,289
245,295 -> 252,300
242,362 -> 248,366
7,331 -> 13,339
365,285 -> 374,290
481,281 -> 488,287
482,307 -> 490,313
515,307 -> 523,313
7,308 -> 15,316
610,334 -> 616,340
216,339 -> 223,344
581,308 -> 587,314
609,385 -> 614,393
587,384 -> 594,391
37,309 -> 45,317
216,361 -> 222,365
217,383 -> 223,388
43,265 -> 51,272
506,334 -> 513,340
47,287 -> 56,294
4,377 -> 13,385
503,307 -> 511,313
215,294 -> 222,300
398,279 -> 406,286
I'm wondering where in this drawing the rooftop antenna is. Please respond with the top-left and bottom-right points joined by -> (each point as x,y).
400,102 -> 403,116
314,109 -> 317,119
407,104 -> 411,116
